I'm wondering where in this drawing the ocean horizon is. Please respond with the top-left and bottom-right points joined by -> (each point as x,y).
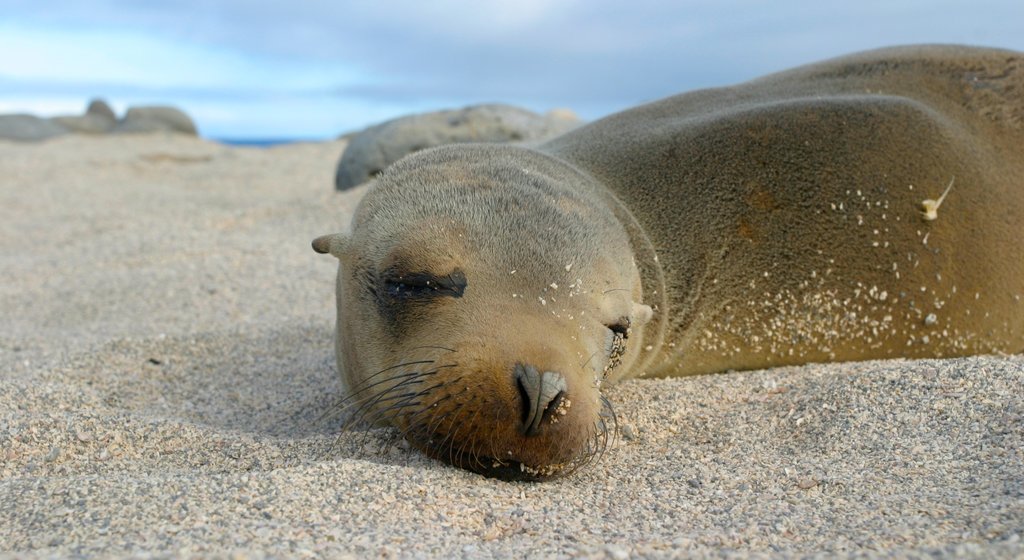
214,137 -> 330,147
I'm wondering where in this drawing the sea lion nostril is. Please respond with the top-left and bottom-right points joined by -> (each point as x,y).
515,369 -> 532,428
513,363 -> 568,436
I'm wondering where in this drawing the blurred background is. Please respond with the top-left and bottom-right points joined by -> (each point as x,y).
2,0 -> 1022,142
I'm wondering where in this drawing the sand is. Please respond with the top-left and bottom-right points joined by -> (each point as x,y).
1,134 -> 1021,559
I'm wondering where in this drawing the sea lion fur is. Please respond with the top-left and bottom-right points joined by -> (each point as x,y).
314,45 -> 1024,480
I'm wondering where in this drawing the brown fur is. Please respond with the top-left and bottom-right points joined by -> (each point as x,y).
543,44 -> 1024,376
315,45 -> 1024,479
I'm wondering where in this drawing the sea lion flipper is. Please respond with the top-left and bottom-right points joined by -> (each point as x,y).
311,233 -> 349,257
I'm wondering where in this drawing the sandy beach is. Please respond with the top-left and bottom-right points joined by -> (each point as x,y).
1,134 -> 1021,558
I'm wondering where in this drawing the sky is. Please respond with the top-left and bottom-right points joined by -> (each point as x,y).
1,1 -> 1022,140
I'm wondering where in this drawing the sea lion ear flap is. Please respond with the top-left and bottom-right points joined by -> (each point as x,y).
311,233 -> 350,258
631,302 -> 654,326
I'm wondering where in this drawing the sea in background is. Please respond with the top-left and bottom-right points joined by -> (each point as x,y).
215,138 -> 327,147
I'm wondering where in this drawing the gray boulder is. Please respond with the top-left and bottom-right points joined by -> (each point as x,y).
114,106 -> 198,135
335,104 -> 582,190
86,99 -> 117,121
51,99 -> 118,134
0,114 -> 69,141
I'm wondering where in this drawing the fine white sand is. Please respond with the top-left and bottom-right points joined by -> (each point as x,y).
1,134 -> 1021,558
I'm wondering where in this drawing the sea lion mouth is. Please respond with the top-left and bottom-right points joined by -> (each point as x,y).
465,457 -> 568,482
422,440 -> 605,482
406,393 -> 618,482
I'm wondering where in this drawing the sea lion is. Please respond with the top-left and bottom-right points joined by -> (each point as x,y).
313,45 -> 1024,480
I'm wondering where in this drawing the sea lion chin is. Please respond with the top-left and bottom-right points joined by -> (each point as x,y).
314,45 -> 1024,480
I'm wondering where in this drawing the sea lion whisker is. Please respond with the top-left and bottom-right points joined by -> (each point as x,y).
429,400 -> 471,468
318,363 -> 441,427
580,350 -> 601,370
418,391 -> 463,437
344,364 -> 456,425
343,371 -> 439,432
567,427 -> 601,478
481,405 -> 507,470
596,422 -> 610,458
359,378 -> 453,427
599,395 -> 617,451
549,426 -> 596,480
452,407 -> 484,472
382,378 -> 451,407
374,429 -> 406,456
317,369 -> 437,425
365,376 -> 448,409
560,438 -> 591,478
444,404 -> 474,469
343,359 -> 437,397
406,345 -> 458,353
371,401 -> 424,432
325,370 -> 435,428
357,395 -> 424,426
396,388 -> 464,451
399,390 -> 460,439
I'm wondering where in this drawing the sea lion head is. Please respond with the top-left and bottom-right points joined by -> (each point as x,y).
314,144 -> 655,480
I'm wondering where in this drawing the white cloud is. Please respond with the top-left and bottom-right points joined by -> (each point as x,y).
345,0 -> 580,40
2,0 -> 1023,138
0,97 -> 91,116
0,23 -> 363,92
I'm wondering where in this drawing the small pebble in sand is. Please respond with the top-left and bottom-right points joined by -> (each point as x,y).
43,446 -> 61,463
797,478 -> 819,490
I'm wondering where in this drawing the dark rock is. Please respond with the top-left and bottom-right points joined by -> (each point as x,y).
86,99 -> 117,121
0,114 -> 69,141
335,104 -> 582,190
114,106 -> 198,135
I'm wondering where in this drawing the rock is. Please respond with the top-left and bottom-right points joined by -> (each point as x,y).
0,114 -> 69,141
51,99 -> 118,134
86,99 -> 117,121
1,100 -> 198,141
334,104 -> 583,190
51,115 -> 113,134
114,106 -> 198,135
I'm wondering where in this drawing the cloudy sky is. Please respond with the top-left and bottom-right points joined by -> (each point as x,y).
2,1 -> 1022,140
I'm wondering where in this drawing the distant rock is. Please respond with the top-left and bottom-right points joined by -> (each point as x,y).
0,99 -> 198,141
114,106 -> 198,135
51,99 -> 118,134
335,104 -> 582,191
87,99 -> 117,121
0,114 -> 69,141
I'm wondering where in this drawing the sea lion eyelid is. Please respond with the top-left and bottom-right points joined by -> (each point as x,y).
382,269 -> 467,299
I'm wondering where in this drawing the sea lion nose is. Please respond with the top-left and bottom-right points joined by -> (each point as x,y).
514,363 -> 568,436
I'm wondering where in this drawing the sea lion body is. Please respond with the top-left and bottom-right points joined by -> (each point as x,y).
315,45 -> 1024,479
544,44 -> 1024,376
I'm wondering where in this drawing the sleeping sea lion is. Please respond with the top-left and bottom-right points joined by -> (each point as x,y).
313,45 -> 1024,480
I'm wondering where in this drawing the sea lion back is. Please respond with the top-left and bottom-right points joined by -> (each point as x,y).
544,45 -> 1024,376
